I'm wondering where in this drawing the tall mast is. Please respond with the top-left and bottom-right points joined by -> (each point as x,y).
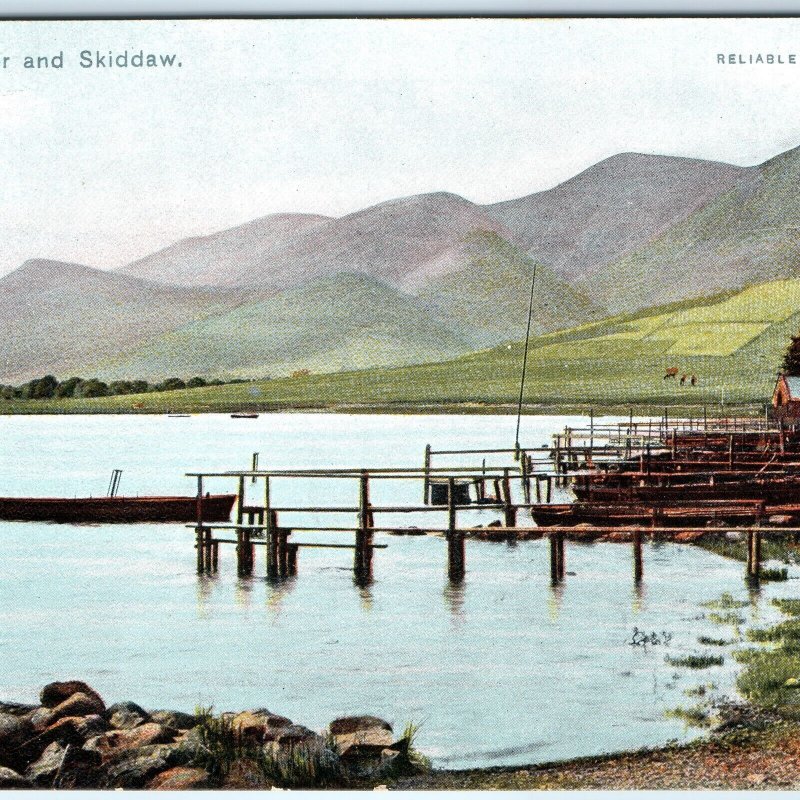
514,264 -> 537,455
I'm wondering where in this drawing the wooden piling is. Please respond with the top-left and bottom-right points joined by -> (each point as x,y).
546,475 -> 552,503
557,534 -> 566,581
633,529 -> 643,582
211,539 -> 219,572
287,543 -> 298,575
423,444 -> 431,504
502,470 -> 516,528
355,471 -> 374,579
195,527 -> 204,573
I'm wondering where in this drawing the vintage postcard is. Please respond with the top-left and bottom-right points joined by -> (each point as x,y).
3,15 -> 800,792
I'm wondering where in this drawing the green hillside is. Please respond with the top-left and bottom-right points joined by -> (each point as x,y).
90,236 -> 605,381
580,147 -> 800,312
7,276 -> 795,414
92,272 -> 474,380
416,232 -> 602,346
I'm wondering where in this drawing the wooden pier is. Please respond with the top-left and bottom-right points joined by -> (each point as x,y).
187,411 -> 800,587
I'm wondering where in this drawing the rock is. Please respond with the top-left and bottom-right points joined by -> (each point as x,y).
50,692 -> 106,722
725,530 -> 746,541
329,716 -> 393,736
674,530 -> 705,543
40,681 -> 104,710
37,714 -> 105,749
84,722 -> 175,762
0,702 -> 37,717
26,706 -> 54,732
769,515 -> 794,526
26,741 -> 66,785
329,717 -> 401,761
147,766 -> 211,790
149,710 -> 197,730
272,724 -> 320,746
0,711 -> 28,749
232,709 -> 293,743
103,743 -> 191,789
106,701 -> 150,730
0,766 -> 29,788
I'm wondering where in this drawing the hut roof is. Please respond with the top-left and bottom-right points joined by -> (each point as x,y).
781,375 -> 800,400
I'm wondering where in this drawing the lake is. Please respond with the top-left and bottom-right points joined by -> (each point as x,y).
0,413 -> 791,769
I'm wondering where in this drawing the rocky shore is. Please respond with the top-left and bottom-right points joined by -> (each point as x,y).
0,681 -> 421,789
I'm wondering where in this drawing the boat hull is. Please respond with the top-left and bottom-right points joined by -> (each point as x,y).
0,494 -> 236,524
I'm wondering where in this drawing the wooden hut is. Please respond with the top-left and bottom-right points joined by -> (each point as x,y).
772,374 -> 800,421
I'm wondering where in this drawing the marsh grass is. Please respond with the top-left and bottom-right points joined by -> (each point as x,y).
683,683 -> 718,698
666,653 -> 725,669
701,592 -> 749,610
708,612 -> 746,626
698,636 -> 733,646
665,704 -> 712,727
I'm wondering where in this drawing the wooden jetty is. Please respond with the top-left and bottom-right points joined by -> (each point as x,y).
185,410 -> 800,588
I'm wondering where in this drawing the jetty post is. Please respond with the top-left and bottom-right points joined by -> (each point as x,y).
633,529 -> 643,583
195,476 -> 206,574
354,471 -> 374,583
446,476 -> 465,583
423,444 -> 432,504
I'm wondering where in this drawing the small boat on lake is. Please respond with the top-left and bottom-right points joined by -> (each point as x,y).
231,412 -> 259,419
0,493 -> 236,524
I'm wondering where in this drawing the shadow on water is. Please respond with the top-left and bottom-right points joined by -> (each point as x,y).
632,576 -> 647,614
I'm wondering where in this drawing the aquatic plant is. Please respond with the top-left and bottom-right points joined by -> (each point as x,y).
708,611 -> 746,626
666,653 -> 724,669
773,598 -> 800,617
760,567 -> 789,582
665,704 -> 712,727
701,592 -> 748,610
683,683 -> 717,697
698,635 -> 732,646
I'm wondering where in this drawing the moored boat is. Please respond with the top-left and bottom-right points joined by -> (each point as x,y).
0,494 -> 236,524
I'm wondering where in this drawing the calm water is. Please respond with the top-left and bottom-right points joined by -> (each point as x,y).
0,413 -> 793,769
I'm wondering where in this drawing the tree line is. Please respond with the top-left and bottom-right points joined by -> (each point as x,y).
0,374 -> 253,400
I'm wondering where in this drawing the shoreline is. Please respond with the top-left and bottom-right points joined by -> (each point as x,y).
1,682 -> 794,790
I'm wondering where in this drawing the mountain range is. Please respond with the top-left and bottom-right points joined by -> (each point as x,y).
3,144 -> 800,383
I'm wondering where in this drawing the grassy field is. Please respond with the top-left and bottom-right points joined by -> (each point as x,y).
2,277 -> 795,415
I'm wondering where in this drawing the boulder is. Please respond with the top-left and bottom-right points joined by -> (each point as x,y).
26,706 -> 54,732
231,709 -> 293,743
0,711 -> 29,750
106,701 -> 150,730
148,710 -> 197,730
329,716 -> 393,736
50,692 -> 106,722
40,681 -> 104,710
0,702 -> 37,717
147,766 -> 211,790
84,722 -> 175,762
272,724 -> 320,746
329,717 -> 400,761
40,714 -> 109,747
674,530 -> 705,543
26,741 -> 66,785
0,766 -> 29,788
103,742 -> 191,788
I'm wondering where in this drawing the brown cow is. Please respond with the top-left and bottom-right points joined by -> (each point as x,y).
690,375 -> 697,386
664,367 -> 679,380
680,374 -> 687,385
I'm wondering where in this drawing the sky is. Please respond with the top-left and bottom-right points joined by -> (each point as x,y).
2,17 -> 800,276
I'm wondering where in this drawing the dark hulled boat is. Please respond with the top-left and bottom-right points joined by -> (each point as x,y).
0,494 -> 236,524
573,475 -> 800,504
529,499 -> 781,528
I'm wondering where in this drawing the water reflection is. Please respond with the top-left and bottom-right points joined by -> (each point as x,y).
632,577 -> 647,614
195,574 -> 217,617
234,576 -> 254,609
265,574 -> 297,618
444,579 -> 466,622
547,581 -> 564,620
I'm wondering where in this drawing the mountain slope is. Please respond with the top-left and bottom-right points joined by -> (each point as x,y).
120,213 -> 333,287
579,147 -> 800,312
410,232 -> 602,347
90,272 -> 476,380
0,259 -> 244,383
482,152 -> 745,282
118,193 -> 515,291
